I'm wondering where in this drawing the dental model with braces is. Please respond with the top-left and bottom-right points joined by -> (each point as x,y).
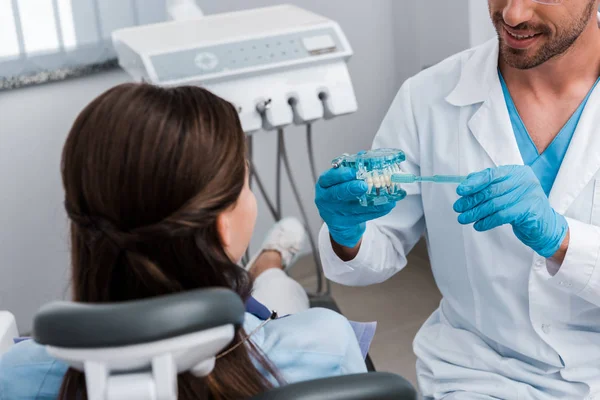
331,149 -> 408,206
332,148 -> 466,206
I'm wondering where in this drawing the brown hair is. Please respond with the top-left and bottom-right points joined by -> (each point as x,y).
60,83 -> 281,399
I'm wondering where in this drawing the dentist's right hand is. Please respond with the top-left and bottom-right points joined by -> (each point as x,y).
315,167 -> 397,249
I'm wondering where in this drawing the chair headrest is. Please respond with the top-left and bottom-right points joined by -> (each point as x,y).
249,372 -> 418,400
33,288 -> 245,348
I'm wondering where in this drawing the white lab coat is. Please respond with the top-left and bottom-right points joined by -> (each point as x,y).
319,37 -> 600,399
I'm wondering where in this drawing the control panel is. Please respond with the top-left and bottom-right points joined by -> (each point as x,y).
113,4 -> 357,133
150,28 -> 343,83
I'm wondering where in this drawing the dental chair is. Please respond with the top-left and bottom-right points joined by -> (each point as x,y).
0,311 -> 19,355
31,288 -> 417,400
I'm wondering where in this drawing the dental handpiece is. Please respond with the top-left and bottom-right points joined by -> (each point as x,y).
391,174 -> 466,184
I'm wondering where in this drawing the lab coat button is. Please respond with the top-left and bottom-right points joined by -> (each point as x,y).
542,324 -> 551,334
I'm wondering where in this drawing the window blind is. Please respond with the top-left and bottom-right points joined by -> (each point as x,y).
0,0 -> 166,89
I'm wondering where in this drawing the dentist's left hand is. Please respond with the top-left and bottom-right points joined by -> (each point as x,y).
453,165 -> 568,258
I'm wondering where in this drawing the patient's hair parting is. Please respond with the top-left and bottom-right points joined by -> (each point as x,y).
60,83 -> 282,399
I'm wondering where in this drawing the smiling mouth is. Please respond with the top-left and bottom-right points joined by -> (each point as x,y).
507,31 -> 537,39
504,26 -> 542,40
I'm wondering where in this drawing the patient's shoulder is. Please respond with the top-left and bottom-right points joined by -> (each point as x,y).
1,339 -> 55,365
285,307 -> 352,330
262,307 -> 356,354
0,340 -> 67,399
251,308 -> 365,383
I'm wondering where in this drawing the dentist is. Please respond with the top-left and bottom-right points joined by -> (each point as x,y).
316,0 -> 600,398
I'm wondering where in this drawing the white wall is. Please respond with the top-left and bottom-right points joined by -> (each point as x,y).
414,0 -> 471,70
0,70 -> 131,333
399,0 -> 495,71
393,0 -> 420,77
469,0 -> 497,47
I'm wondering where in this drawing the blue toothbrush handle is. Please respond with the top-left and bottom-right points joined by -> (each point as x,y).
423,175 -> 467,183
390,173 -> 467,184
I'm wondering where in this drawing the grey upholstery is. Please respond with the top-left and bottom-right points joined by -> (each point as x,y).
249,372 -> 418,400
33,288 -> 245,348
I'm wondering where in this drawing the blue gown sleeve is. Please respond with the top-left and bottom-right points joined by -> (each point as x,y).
0,340 -> 68,399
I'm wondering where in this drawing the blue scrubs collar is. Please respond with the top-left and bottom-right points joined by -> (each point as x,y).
499,70 -> 600,196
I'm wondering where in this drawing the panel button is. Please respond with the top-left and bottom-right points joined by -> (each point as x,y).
541,324 -> 551,334
302,35 -> 336,53
194,52 -> 219,71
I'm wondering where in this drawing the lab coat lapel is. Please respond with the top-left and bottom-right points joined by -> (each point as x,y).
549,12 -> 600,212
549,87 -> 600,214
446,39 -> 523,167
467,80 -> 524,168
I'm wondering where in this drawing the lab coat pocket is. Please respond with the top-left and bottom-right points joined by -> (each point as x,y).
591,179 -> 600,226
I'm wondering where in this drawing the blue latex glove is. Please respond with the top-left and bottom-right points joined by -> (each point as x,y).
453,165 -> 568,258
315,167 -> 396,248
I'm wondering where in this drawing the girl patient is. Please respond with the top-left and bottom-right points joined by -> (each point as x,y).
0,83 -> 366,399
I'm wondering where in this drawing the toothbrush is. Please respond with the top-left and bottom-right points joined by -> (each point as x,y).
391,174 -> 466,184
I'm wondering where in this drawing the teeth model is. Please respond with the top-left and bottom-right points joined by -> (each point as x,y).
331,148 -> 408,206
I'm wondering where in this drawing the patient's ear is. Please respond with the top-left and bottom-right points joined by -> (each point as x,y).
216,211 -> 232,249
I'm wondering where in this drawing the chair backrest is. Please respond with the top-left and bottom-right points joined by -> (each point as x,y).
0,311 -> 18,356
249,372 -> 418,400
33,288 -> 245,400
31,290 -> 419,400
